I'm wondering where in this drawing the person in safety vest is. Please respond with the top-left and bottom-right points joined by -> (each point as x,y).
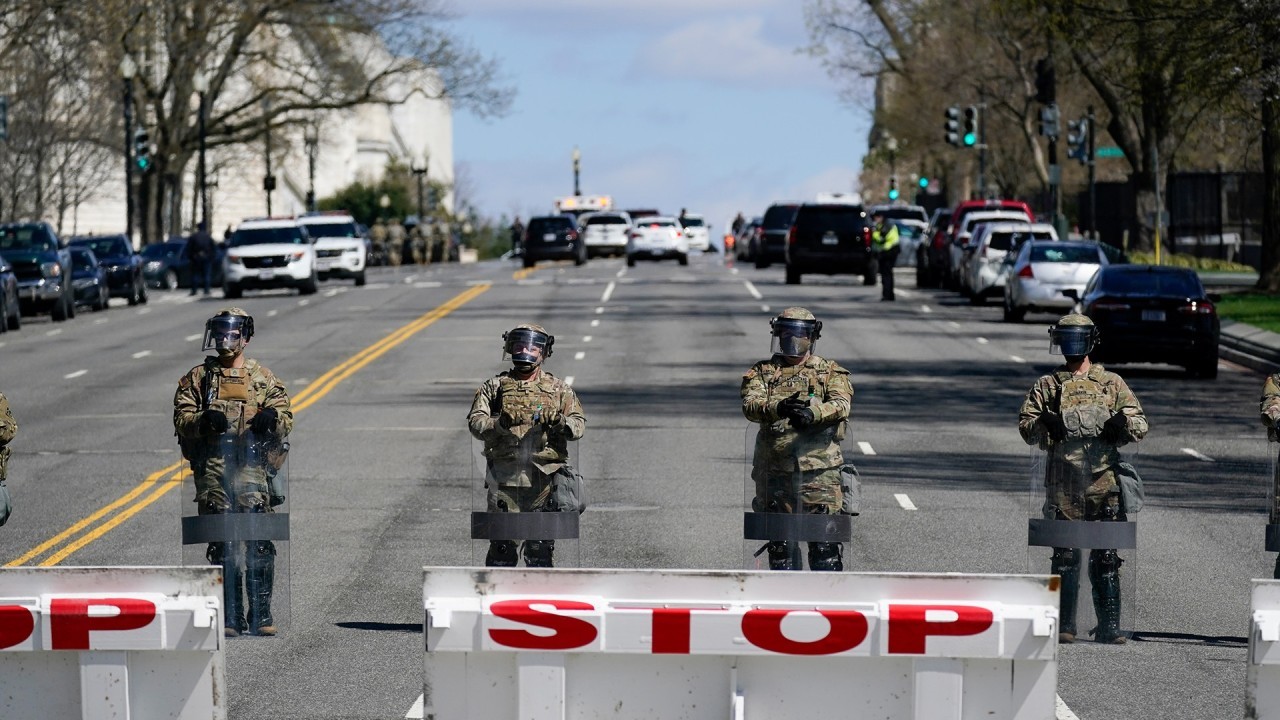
741,307 -> 853,571
174,307 -> 293,637
468,324 -> 587,567
1018,313 -> 1147,644
870,210 -> 900,301
1260,372 -> 1280,578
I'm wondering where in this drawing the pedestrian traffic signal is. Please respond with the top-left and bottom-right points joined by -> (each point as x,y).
1066,117 -> 1089,164
133,127 -> 152,172
1038,105 -> 1059,139
944,106 -> 961,147
963,106 -> 979,147
888,177 -> 899,201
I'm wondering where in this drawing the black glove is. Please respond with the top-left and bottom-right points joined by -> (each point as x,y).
200,410 -> 229,435
790,407 -> 816,428
1101,412 -> 1129,444
498,411 -> 517,430
777,393 -> 806,421
1040,412 -> 1066,442
249,407 -> 278,436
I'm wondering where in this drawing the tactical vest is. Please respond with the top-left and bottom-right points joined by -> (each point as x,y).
484,374 -> 571,480
1057,374 -> 1112,439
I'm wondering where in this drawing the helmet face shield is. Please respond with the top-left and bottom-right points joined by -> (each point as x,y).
203,315 -> 250,357
770,318 -> 819,358
503,328 -> 552,370
1049,325 -> 1096,357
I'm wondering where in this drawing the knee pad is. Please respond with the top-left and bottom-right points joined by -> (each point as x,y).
206,543 -> 227,565
808,542 -> 843,572
1051,548 -> 1081,570
523,540 -> 555,568
766,541 -> 800,571
1089,549 -> 1122,577
486,540 -> 518,567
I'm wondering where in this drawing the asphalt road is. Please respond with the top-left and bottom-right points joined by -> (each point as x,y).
0,254 -> 1271,719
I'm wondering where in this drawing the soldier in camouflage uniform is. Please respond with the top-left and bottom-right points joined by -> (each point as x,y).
741,307 -> 853,571
369,218 -> 388,266
174,308 -> 293,637
1019,313 -> 1147,644
0,392 -> 16,526
1260,373 -> 1280,578
410,222 -> 429,266
386,218 -> 405,266
468,324 -> 586,567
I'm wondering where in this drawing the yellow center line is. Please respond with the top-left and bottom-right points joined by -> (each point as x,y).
8,282 -> 492,566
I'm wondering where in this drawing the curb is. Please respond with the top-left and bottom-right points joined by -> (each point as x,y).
1221,320 -> 1280,375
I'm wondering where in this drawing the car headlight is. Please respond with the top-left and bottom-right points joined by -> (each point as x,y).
41,261 -> 61,278
228,255 -> 244,266
144,261 -> 162,271
290,251 -> 306,262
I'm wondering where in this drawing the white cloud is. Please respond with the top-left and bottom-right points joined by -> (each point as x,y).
629,16 -> 821,88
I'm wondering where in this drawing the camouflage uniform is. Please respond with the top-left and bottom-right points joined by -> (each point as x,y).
0,392 -> 16,525
410,224 -> 429,266
174,309 -> 293,636
369,219 -> 388,265
468,324 -> 586,567
1018,313 -> 1147,644
1259,373 -> 1280,577
386,220 -> 405,266
742,307 -> 853,571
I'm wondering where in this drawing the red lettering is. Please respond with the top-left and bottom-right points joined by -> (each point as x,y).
488,599 -> 598,650
887,604 -> 994,654
0,605 -> 35,649
50,598 -> 157,650
742,609 -> 868,655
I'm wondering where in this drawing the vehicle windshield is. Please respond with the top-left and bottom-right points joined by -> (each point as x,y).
990,230 -> 1054,251
586,216 -> 628,226
72,237 -> 130,258
1029,244 -> 1101,264
0,226 -> 56,252
70,250 -> 97,272
229,227 -> 307,246
892,222 -> 924,238
1100,269 -> 1203,296
878,207 -> 928,223
302,222 -> 359,238
679,217 -> 705,227
795,207 -> 865,234
141,243 -> 184,260
762,205 -> 798,229
529,218 -> 574,233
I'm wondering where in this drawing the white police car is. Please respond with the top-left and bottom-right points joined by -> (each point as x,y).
297,212 -> 367,286
222,218 -> 318,298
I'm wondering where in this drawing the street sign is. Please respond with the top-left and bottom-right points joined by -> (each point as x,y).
1096,146 -> 1125,158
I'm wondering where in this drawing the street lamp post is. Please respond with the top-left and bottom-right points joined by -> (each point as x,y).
572,146 -> 581,196
304,124 -> 319,212
262,98 -> 275,215
379,193 -> 390,220
885,136 -> 898,201
411,159 -> 428,221
193,71 -> 209,228
120,55 -> 137,242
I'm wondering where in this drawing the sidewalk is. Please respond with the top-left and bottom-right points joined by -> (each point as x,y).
1221,320 -> 1280,375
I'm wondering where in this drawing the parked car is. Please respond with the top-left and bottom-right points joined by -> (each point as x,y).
961,222 -> 1058,303
0,222 -> 74,321
626,216 -> 689,266
578,211 -> 632,259
891,221 -> 925,268
677,213 -> 711,252
0,254 -> 19,332
223,218 -> 318,298
868,204 -> 929,228
734,216 -> 763,263
69,233 -> 147,305
917,207 -> 953,287
1081,264 -> 1220,378
523,215 -> 585,268
1002,240 -> 1109,322
947,210 -> 1033,290
68,246 -> 110,312
298,212 -> 368,286
783,201 -> 875,286
754,203 -> 799,269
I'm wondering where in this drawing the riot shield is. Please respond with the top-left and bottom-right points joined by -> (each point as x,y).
743,424 -> 855,571
1027,441 -> 1137,644
1267,439 -> 1280,579
471,424 -> 581,568
181,428 -> 291,638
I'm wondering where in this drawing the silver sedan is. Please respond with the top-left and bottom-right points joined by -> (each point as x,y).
1002,240 -> 1108,322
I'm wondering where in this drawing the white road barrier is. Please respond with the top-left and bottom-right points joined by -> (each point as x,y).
1249,579 -> 1280,719
423,568 -> 1059,720
0,566 -> 224,720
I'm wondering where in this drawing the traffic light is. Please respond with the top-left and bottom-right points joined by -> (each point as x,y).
1038,104 -> 1059,139
1035,58 -> 1056,104
888,177 -> 899,201
918,176 -> 929,189
133,127 -> 152,172
1066,117 -> 1089,163
943,106 -> 961,147
963,106 -> 979,147
0,96 -> 8,142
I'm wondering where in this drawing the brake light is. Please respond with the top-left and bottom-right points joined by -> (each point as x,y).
567,230 -> 578,240
1092,300 -> 1131,311
1179,300 -> 1216,315
862,227 -> 872,248
1017,264 -> 1034,279
630,231 -> 641,239
787,226 -> 796,245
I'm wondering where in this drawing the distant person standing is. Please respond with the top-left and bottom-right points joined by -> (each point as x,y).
510,216 -> 525,256
870,211 -> 900,302
731,212 -> 745,237
186,222 -> 216,296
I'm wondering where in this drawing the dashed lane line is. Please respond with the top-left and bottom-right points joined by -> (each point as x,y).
591,319 -> 600,327
1011,355 -> 1026,363
977,337 -> 989,345
46,329 -> 62,336
895,494 -> 917,511
131,350 -> 152,359
574,351 -> 586,360
185,333 -> 202,342
921,305 -> 932,313
583,336 -> 593,343
595,307 -> 604,314
1181,448 -> 1216,462
858,441 -> 876,456
601,281 -> 616,303
65,369 -> 87,379
743,281 -> 763,300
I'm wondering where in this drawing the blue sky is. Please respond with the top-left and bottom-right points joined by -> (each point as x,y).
448,0 -> 870,234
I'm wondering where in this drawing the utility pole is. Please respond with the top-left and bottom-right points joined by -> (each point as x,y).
1088,105 -> 1097,240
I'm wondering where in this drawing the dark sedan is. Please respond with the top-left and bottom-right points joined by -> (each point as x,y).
1081,264 -> 1221,379
0,254 -> 19,332
69,234 -> 147,305
69,246 -> 110,312
140,239 -> 224,290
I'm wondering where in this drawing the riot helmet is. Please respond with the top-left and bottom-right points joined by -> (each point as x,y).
203,307 -> 254,358
770,307 -> 822,358
502,323 -> 554,372
1049,312 -> 1098,359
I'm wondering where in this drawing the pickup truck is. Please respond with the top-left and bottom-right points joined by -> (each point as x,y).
0,222 -> 74,321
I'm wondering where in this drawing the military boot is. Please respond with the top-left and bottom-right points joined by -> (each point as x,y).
1088,549 -> 1125,644
245,541 -> 276,636
766,541 -> 801,571
522,540 -> 554,568
1051,548 -> 1080,643
807,542 -> 844,572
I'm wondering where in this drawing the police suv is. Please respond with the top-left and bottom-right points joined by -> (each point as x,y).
297,212 -> 367,286
222,218 -> 319,298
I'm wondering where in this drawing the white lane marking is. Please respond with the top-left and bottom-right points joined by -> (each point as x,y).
1056,695 -> 1081,720
65,369 -> 88,379
730,267 -> 740,275
574,351 -> 585,360
131,350 -> 152,359
583,336 -> 592,343
920,305 -> 932,313
601,281 -> 616,303
1181,447 -> 1216,462
1011,355 -> 1026,364
414,281 -> 442,288
324,289 -> 340,297
595,306 -> 604,314
858,441 -> 876,456
743,281 -> 763,300
136,307 -> 151,315
468,280 -> 491,286
267,310 -> 279,317
298,299 -> 310,306
760,304 -> 770,313
404,275 -> 417,284
186,333 -> 202,342
895,494 -> 917,511
0,342 -> 4,348
947,321 -> 960,329
94,317 -> 110,325
406,694 -> 425,719
46,329 -> 62,336
896,288 -> 915,299
615,268 -> 626,278
590,319 -> 600,327
976,337 -> 989,344
564,376 -> 575,386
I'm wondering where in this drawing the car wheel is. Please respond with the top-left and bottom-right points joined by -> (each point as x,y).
66,293 -> 76,319
1002,297 -> 1025,323
0,295 -> 6,334
224,283 -> 243,299
754,256 -> 770,269
138,280 -> 148,304
299,273 -> 319,295
354,270 -> 367,287
1191,348 -> 1220,379
626,255 -> 636,268
969,290 -> 986,306
127,279 -> 140,305
678,253 -> 688,266
523,257 -> 535,269
7,296 -> 20,331
95,288 -> 107,312
785,266 -> 801,285
862,270 -> 876,286
163,270 -> 178,290
575,250 -> 586,267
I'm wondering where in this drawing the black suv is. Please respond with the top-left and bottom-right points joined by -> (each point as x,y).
783,203 -> 875,285
69,234 -> 148,305
0,222 -> 74,321
523,215 -> 585,268
754,203 -> 799,269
